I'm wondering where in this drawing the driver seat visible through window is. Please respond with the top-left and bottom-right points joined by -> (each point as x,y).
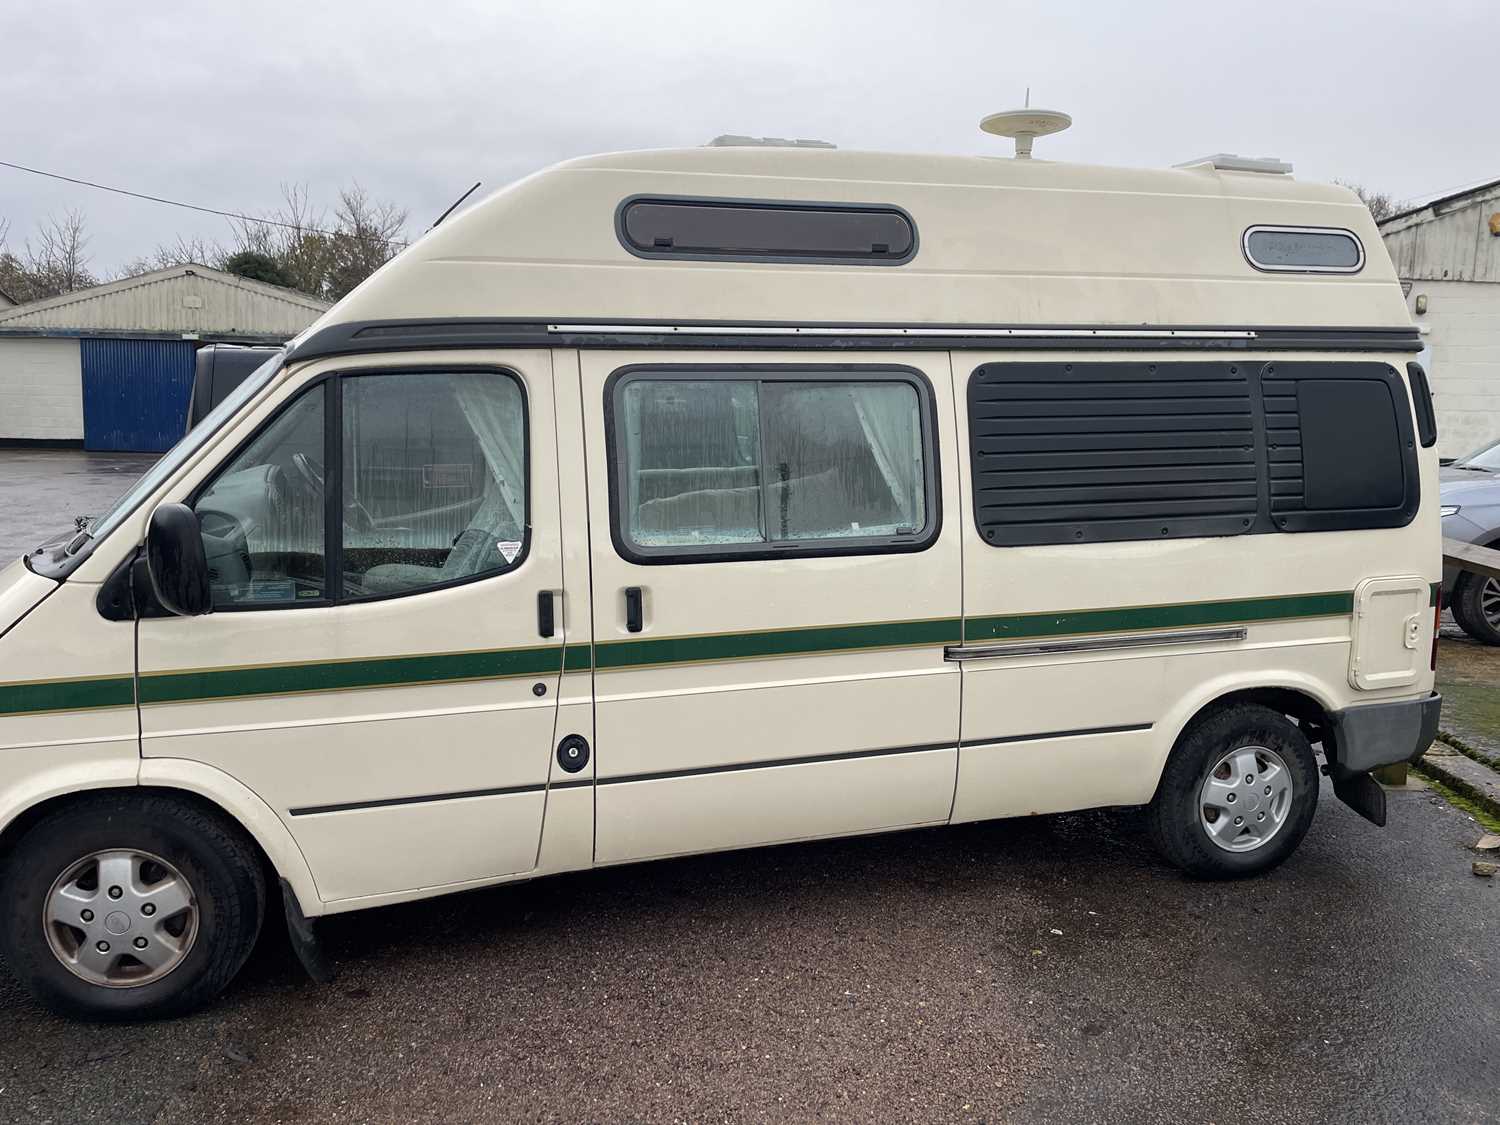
192,369 -> 527,609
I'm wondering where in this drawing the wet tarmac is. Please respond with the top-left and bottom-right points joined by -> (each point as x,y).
0,451 -> 1497,1123
0,449 -> 158,563
1,786 -> 1496,1124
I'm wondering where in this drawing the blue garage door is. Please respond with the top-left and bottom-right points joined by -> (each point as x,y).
81,339 -> 197,452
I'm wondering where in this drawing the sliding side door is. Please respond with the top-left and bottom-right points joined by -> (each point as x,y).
579,351 -> 962,864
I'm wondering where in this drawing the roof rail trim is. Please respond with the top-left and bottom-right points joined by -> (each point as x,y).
286,318 -> 1422,362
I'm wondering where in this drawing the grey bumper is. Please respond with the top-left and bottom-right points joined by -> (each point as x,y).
1329,692 -> 1442,773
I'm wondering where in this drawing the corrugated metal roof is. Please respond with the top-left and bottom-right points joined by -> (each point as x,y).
1378,177 -> 1500,228
1378,179 -> 1500,284
0,264 -> 328,338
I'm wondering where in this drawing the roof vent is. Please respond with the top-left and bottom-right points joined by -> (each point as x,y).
1175,153 -> 1293,175
707,135 -> 837,149
979,108 -> 1072,159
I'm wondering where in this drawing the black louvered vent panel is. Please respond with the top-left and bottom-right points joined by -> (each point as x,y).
968,362 -> 1260,546
1262,372 -> 1305,519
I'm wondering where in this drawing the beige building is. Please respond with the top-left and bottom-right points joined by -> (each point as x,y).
0,264 -> 327,450
1380,179 -> 1500,458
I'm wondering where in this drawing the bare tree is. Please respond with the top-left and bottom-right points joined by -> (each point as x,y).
0,210 -> 97,302
224,182 -> 407,301
324,184 -> 408,301
1337,181 -> 1409,223
114,234 -> 226,279
27,209 -> 96,293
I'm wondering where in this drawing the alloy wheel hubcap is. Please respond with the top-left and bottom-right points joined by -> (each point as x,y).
43,849 -> 198,988
1480,577 -> 1500,629
1198,744 -> 1293,853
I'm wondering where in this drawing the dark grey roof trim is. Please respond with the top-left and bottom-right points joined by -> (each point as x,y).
286,318 -> 1422,362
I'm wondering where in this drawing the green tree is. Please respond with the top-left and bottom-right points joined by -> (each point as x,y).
222,249 -> 296,289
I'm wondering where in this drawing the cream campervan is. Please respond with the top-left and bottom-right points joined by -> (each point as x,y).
0,139 -> 1442,1019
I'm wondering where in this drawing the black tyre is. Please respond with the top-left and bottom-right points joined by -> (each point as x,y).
1146,704 -> 1319,879
1451,573 -> 1500,647
0,793 -> 265,1021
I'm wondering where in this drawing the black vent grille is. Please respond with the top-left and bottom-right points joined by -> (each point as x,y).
1262,370 -> 1305,521
968,362 -> 1259,546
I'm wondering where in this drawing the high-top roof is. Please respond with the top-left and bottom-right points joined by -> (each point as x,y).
303,146 -> 1409,340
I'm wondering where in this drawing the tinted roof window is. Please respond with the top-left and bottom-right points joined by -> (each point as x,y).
1245,227 -> 1363,272
619,198 -> 915,263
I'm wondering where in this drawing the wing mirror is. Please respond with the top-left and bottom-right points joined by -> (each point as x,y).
145,503 -> 213,616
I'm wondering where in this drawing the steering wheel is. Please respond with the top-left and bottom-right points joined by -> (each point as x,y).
291,452 -> 323,492
291,451 -> 375,532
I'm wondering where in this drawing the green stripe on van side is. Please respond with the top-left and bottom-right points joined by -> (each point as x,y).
964,590 -> 1355,642
0,590 -> 1359,716
592,616 -> 964,671
136,644 -> 568,705
0,675 -> 136,716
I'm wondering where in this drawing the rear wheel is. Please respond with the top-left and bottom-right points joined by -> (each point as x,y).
0,794 -> 265,1020
1452,573 -> 1500,646
1146,704 -> 1319,878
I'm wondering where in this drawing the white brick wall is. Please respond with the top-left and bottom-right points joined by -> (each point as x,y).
0,337 -> 84,441
1403,280 -> 1500,459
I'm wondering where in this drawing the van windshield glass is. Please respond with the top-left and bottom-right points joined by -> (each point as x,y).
78,352 -> 286,548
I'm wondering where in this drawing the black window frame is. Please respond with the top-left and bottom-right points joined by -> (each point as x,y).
615,195 -> 918,266
1242,225 -> 1365,274
187,364 -> 531,612
1262,361 -> 1419,533
605,364 -> 941,565
966,359 -> 1419,549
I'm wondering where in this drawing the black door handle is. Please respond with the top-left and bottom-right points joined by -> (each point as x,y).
624,586 -> 643,633
537,590 -> 555,638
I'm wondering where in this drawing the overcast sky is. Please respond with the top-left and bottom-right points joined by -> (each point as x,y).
1,0 -> 1491,275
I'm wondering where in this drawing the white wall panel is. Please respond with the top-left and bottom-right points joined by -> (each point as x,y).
0,337 -> 82,440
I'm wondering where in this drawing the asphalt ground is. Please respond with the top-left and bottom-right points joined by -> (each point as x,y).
0,449 -> 157,563
0,450 -> 1497,1124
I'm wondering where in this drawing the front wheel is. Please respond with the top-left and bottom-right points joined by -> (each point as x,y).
1146,704 -> 1320,878
0,794 -> 266,1020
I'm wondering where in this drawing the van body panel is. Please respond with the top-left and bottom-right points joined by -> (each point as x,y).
0,557 -> 56,639
579,349 -> 962,863
595,748 -> 956,864
137,755 -> 323,917
319,149 -> 1409,335
0,582 -> 137,758
952,349 -> 1438,824
134,350 -> 569,903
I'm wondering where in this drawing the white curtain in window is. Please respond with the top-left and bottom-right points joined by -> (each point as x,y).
452,380 -> 525,529
849,385 -> 921,523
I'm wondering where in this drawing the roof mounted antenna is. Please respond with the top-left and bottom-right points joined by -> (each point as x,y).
980,93 -> 1072,159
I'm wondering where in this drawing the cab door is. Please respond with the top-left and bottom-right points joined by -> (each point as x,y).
578,351 -> 962,864
137,350 -> 567,905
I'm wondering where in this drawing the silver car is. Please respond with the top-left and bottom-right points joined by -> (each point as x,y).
1441,437 -> 1500,644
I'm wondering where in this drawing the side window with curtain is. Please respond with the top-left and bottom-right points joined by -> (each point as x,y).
613,369 -> 935,561
342,371 -> 527,598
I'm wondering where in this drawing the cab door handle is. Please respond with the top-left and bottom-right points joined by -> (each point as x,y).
624,586 -> 643,633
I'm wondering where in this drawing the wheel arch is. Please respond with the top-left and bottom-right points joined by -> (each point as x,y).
1148,673 -> 1339,799
0,760 -> 323,918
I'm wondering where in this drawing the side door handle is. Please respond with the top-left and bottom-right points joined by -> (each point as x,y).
537,590 -> 556,638
624,586 -> 643,633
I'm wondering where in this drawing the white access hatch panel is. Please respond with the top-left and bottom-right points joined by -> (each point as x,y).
1348,576 -> 1430,691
